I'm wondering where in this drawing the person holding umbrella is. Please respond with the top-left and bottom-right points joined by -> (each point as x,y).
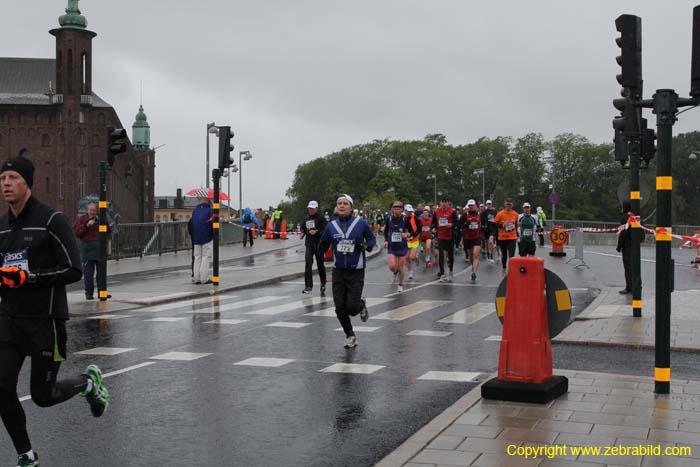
191,191 -> 215,284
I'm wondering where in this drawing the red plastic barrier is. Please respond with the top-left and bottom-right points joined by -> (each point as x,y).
280,220 -> 288,239
497,256 -> 552,384
265,220 -> 273,239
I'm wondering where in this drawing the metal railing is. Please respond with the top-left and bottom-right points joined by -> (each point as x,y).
109,221 -> 245,260
552,219 -> 700,247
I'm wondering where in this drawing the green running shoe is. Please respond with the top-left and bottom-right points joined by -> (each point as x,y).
82,364 -> 109,417
17,453 -> 40,467
471,272 -> 477,283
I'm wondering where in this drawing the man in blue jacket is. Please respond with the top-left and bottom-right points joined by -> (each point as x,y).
191,195 -> 215,284
320,194 -> 376,348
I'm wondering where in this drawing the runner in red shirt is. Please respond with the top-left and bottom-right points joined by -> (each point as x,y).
431,197 -> 459,282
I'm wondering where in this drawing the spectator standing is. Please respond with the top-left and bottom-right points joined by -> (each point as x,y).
191,195 -> 214,284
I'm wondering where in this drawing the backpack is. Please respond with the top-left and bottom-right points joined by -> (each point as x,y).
242,213 -> 252,224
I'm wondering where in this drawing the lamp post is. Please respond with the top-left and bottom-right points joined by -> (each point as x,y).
239,150 -> 253,216
205,122 -> 218,189
473,168 -> 485,203
426,174 -> 436,206
226,165 -> 238,219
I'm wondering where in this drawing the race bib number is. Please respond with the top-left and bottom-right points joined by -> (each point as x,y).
505,222 -> 515,232
305,220 -> 316,230
438,217 -> 448,227
391,232 -> 402,242
337,240 -> 355,254
2,249 -> 29,271
421,226 -> 431,232
522,228 -> 533,238
469,222 -> 479,230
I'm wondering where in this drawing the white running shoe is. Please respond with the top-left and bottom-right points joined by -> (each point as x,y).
397,284 -> 403,293
344,336 -> 357,348
408,272 -> 414,280
446,272 -> 453,282
489,258 -> 495,264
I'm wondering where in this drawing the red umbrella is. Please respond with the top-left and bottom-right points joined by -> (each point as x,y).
185,187 -> 231,201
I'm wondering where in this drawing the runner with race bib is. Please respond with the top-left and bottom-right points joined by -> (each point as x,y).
493,197 -> 519,272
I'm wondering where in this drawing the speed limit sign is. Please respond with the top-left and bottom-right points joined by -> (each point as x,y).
550,229 -> 569,245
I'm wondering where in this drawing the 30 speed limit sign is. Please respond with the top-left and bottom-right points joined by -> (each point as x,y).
550,229 -> 569,245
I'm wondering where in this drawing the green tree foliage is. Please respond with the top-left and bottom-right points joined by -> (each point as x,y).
282,132 -> 700,225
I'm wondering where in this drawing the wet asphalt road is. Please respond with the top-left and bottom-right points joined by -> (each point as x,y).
4,245 -> 700,466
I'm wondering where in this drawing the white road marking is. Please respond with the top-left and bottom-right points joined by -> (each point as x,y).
144,317 -> 188,322
75,347 -> 136,356
334,326 -> 382,332
417,371 -> 481,382
150,351 -> 212,361
371,300 -> 451,321
265,322 -> 312,328
86,314 -> 133,320
203,319 -> 248,325
244,297 -> 330,316
234,357 -> 295,367
187,295 -> 288,314
484,335 -> 502,341
319,363 -> 385,374
407,330 -> 452,337
305,298 -> 394,317
438,303 -> 495,324
135,294 -> 239,313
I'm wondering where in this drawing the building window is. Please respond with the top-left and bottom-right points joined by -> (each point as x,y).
58,166 -> 65,201
41,134 -> 50,147
155,215 -> 160,222
81,52 -> 87,94
46,177 -> 50,194
79,165 -> 85,198
67,49 -> 73,94
78,111 -> 85,124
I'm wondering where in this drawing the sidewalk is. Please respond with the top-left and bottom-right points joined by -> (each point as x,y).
555,288 -> 700,352
376,369 -> 700,467
68,237 -> 383,314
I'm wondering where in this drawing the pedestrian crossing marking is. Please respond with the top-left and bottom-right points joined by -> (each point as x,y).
187,295 -> 288,314
203,319 -> 248,325
136,294 -> 239,313
245,297 -> 329,316
86,314 -> 133,320
407,330 -> 452,337
234,357 -> 295,367
319,363 -> 385,374
305,298 -> 394,317
144,317 -> 188,322
437,303 -> 496,324
75,347 -> 136,356
371,300 -> 450,321
417,371 -> 481,382
485,335 -> 502,341
150,351 -> 212,361
265,322 -> 312,328
334,326 -> 382,333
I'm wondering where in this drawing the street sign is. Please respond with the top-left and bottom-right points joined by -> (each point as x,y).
550,228 -> 569,245
549,193 -> 560,205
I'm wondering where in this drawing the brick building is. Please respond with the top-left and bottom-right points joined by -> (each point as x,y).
0,1 -> 155,224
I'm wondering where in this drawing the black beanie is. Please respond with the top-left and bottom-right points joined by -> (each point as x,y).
1,150 -> 34,188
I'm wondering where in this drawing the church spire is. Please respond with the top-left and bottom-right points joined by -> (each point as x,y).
58,0 -> 88,30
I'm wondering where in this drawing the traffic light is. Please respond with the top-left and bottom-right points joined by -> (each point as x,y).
612,116 -> 627,163
691,6 -> 700,97
217,126 -> 234,169
615,15 -> 642,93
641,118 -> 656,164
107,127 -> 127,167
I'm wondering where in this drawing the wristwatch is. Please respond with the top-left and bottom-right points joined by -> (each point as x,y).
27,273 -> 38,284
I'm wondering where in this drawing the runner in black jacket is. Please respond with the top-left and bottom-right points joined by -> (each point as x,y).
0,153 -> 109,467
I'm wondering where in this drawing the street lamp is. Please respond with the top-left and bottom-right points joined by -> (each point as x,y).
224,165 -> 238,220
205,122 -> 218,189
239,150 -> 253,216
426,174 -> 436,206
689,151 -> 698,160
473,168 -> 485,203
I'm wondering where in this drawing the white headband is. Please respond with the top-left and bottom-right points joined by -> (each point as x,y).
337,194 -> 354,206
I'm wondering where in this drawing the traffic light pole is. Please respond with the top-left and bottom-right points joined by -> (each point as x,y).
629,140 -> 643,317
212,168 -> 220,287
98,161 -> 108,302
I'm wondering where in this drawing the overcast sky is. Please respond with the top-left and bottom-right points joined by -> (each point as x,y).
6,1 -> 700,208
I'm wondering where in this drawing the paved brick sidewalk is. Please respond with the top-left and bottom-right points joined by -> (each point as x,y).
376,370 -> 700,467
554,288 -> 700,352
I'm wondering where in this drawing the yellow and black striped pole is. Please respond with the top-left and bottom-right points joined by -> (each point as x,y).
652,89 -> 678,394
98,161 -> 109,302
212,169 -> 220,287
